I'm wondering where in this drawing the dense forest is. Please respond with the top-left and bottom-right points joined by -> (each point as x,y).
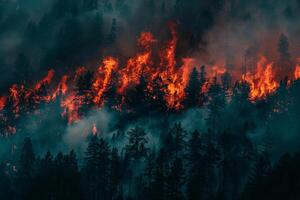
1,0 -> 300,200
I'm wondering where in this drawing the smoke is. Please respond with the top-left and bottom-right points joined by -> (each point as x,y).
2,0 -> 300,163
63,108 -> 117,155
203,0 -> 300,72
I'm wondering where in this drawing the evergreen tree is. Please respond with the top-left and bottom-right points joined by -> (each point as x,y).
110,148 -> 123,199
17,137 -> 35,199
97,138 -> 111,199
243,151 -> 272,199
75,70 -> 94,116
125,126 -> 149,161
18,137 -> 35,179
146,149 -> 167,200
199,65 -> 207,106
166,158 -> 185,200
184,67 -> 201,108
164,123 -> 187,160
186,130 -> 206,200
83,134 -> 100,200
149,76 -> 168,113
124,75 -> 150,112
207,77 -> 226,132
103,71 -> 120,109
0,162 -> 14,200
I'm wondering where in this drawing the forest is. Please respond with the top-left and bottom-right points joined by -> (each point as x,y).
1,0 -> 300,200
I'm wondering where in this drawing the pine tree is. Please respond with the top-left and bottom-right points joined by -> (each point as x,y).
110,148 -> 122,199
0,162 -> 14,200
187,130 -> 205,200
150,76 -> 168,113
164,123 -> 187,160
75,70 -> 94,116
166,158 -> 185,200
146,149 -> 167,200
83,134 -> 100,200
17,137 -> 36,199
18,137 -> 35,179
184,67 -> 201,108
243,151 -> 272,199
125,127 -> 149,161
97,138 -> 111,199
199,65 -> 207,106
207,77 -> 226,132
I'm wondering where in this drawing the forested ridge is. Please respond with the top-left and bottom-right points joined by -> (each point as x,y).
1,0 -> 300,200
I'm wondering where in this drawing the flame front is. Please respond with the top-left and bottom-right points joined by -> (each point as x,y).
1,25 -> 300,129
242,56 -> 279,100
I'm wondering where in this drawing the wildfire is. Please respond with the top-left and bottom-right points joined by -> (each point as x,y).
34,69 -> 55,91
93,57 -> 118,105
61,92 -> 81,124
242,56 -> 279,100
294,66 -> 300,80
0,96 -> 6,110
118,32 -> 155,94
2,25 -> 300,131
52,75 -> 68,100
92,123 -> 97,136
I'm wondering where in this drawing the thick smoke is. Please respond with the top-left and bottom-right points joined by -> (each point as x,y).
203,0 -> 300,71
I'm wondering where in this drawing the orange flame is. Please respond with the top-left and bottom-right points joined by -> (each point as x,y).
295,66 -> 300,80
3,25 -> 300,129
92,123 -> 97,136
93,57 -> 118,105
243,56 -> 279,100
0,96 -> 6,110
52,75 -> 68,100
35,69 -> 55,91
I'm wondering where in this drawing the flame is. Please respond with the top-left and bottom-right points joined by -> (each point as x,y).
93,57 -> 118,105
3,25 -> 300,130
61,92 -> 81,124
243,56 -> 279,100
92,123 -> 97,135
118,32 -> 155,93
52,75 -> 68,100
0,96 -> 6,110
9,85 -> 20,113
294,66 -> 300,80
34,69 -> 55,91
